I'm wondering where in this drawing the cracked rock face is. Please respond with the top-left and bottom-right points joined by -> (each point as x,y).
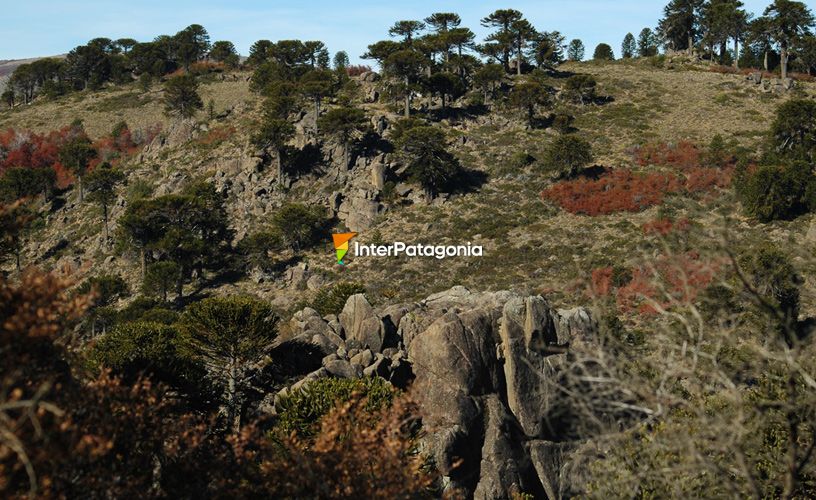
283,286 -> 595,499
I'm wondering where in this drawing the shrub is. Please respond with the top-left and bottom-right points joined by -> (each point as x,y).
563,75 -> 597,104
90,321 -> 191,381
739,244 -> 802,325
274,377 -> 395,439
142,261 -> 181,302
271,203 -> 328,251
77,274 -> 130,307
543,169 -> 682,215
541,135 -> 593,178
311,282 -> 366,316
770,98 -> 816,162
737,162 -> 816,222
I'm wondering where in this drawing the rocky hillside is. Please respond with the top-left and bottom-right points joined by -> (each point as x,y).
3,55 -> 816,498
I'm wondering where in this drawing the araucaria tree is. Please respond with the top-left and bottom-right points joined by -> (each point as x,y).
59,135 -> 97,201
318,106 -> 369,168
593,43 -> 616,60
481,9 -> 523,71
85,162 -> 125,243
764,0 -> 815,79
509,80 -> 551,127
177,296 -> 279,432
638,28 -> 659,56
252,102 -> 296,186
622,33 -> 637,58
568,39 -> 586,61
163,74 -> 203,118
396,126 -> 462,198
658,0 -> 705,53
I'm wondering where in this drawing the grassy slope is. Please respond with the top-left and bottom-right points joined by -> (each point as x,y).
3,61 -> 816,320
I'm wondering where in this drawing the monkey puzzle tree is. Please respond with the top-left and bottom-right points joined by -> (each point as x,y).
252,100 -> 296,186
384,49 -> 427,117
638,28 -> 659,57
388,20 -> 425,46
318,106 -> 369,168
509,80 -> 551,127
593,43 -> 616,61
163,74 -> 203,118
59,135 -> 96,202
396,126 -> 462,198
209,40 -> 239,68
0,201 -> 34,272
622,33 -> 637,58
177,296 -> 279,433
567,39 -> 586,61
481,9 -> 523,71
299,69 -> 335,135
85,162 -> 125,243
658,0 -> 706,53
765,0 -> 815,79
424,12 -> 462,62
473,63 -> 505,102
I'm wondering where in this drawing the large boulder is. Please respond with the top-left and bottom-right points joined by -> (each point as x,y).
339,294 -> 386,352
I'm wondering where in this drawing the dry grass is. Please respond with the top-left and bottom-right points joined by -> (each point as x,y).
0,73 -> 254,138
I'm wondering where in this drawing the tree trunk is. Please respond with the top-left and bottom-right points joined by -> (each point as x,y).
517,41 -> 523,76
228,360 -> 240,433
404,94 -> 410,117
781,44 -> 788,79
176,264 -> 184,301
733,37 -> 740,69
140,247 -> 146,281
688,32 -> 694,56
103,203 -> 109,243
276,148 -> 283,186
764,50 -> 769,71
314,98 -> 320,137
78,174 -> 84,202
15,248 -> 21,272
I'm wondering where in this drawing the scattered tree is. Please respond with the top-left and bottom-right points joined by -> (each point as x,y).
542,135 -> 594,178
85,162 -> 125,243
163,75 -> 203,118
764,0 -> 815,79
593,43 -> 616,61
622,33 -> 637,58
177,296 -> 279,432
568,39 -> 586,61
59,135 -> 96,201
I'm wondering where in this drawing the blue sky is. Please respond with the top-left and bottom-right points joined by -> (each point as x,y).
0,0 -> 787,63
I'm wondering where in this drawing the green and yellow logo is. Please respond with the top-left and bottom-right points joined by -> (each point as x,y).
332,232 -> 357,265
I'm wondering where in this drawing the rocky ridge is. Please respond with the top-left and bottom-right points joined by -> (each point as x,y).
271,285 -> 595,499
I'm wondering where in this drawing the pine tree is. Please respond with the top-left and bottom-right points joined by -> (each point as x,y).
318,106 -> 369,168
568,39 -> 586,61
622,33 -> 637,58
638,28 -> 659,57
85,162 -> 125,243
58,135 -> 96,201
658,0 -> 705,53
593,43 -> 616,60
765,0 -> 815,79
481,9 -> 523,71
163,75 -> 203,118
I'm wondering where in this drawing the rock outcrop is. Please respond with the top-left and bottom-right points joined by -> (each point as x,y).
279,286 -> 596,499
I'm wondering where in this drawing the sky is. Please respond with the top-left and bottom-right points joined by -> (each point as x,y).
0,0 -> 795,63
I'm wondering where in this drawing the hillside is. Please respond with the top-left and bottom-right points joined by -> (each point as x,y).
3,41 -> 816,498
3,60 -> 814,313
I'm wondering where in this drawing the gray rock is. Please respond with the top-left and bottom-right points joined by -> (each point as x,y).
350,348 -> 374,368
324,359 -> 358,379
339,294 -> 385,352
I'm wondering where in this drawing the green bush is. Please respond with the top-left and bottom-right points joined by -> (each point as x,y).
739,244 -> 802,325
237,228 -> 284,270
563,75 -> 597,104
271,203 -> 327,251
311,282 -> 366,316
77,274 -> 130,307
143,261 -> 181,302
274,377 -> 395,439
551,113 -> 574,134
593,43 -> 615,61
89,321 -> 204,390
541,135 -> 594,178
770,99 -> 816,163
737,162 -> 816,222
